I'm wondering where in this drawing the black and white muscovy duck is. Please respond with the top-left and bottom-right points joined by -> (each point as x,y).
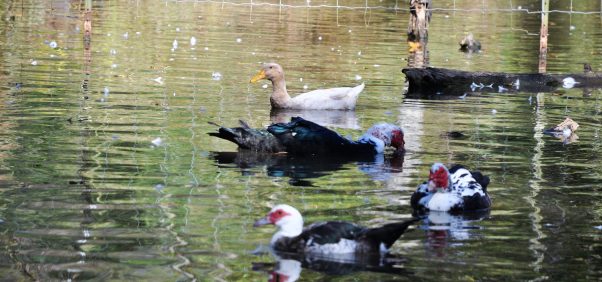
209,117 -> 404,156
253,204 -> 418,255
410,163 -> 491,213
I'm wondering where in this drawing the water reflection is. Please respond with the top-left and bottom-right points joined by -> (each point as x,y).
211,151 -> 404,185
253,251 -> 411,281
418,210 -> 490,257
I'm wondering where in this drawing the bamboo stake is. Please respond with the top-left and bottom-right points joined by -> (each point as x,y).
538,0 -> 549,73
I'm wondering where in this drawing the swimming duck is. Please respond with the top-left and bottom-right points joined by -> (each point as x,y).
459,33 -> 481,53
254,204 -> 418,254
410,163 -> 491,213
250,63 -> 365,110
208,117 -> 404,156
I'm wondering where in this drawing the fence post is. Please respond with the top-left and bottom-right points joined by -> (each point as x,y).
538,0 -> 549,73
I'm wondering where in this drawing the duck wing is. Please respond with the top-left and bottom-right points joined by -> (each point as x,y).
267,117 -> 373,155
449,165 -> 492,211
208,120 -> 285,153
410,182 -> 432,212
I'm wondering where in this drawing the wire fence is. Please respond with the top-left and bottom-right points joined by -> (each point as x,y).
166,0 -> 602,15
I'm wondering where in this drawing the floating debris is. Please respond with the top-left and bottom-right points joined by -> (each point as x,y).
49,41 -> 58,49
190,36 -> 197,46
299,78 -> 303,82
491,109 -> 497,115
470,82 -> 484,92
136,31 -> 141,35
594,225 -> 602,230
151,137 -> 163,147
498,85 -> 508,93
176,27 -> 181,32
513,78 -> 520,89
111,63 -> 118,69
31,60 -> 38,66
459,93 -> 468,99
262,84 -> 268,89
103,86 -> 109,96
123,32 -> 129,39
154,184 -> 165,192
172,39 -> 178,50
318,36 -> 322,40
153,77 -> 164,85
373,64 -> 380,67
303,84 -> 308,90
562,77 -> 579,89
236,38 -> 242,43
212,72 -> 222,80
110,49 -> 117,55
357,51 -> 362,56
204,47 -> 209,51
355,74 -> 362,81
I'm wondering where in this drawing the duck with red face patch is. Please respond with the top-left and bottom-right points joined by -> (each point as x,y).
254,204 -> 418,255
410,163 -> 492,213
209,117 -> 404,156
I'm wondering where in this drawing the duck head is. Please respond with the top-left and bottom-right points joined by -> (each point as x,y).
427,163 -> 451,192
250,63 -> 285,83
361,123 -> 405,153
254,204 -> 304,242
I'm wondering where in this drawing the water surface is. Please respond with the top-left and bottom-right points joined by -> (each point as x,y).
0,0 -> 601,280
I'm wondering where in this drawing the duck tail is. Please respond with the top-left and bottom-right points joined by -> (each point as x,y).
349,83 -> 365,99
366,217 -> 420,250
207,122 -> 246,147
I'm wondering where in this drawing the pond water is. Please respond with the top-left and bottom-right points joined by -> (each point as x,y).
0,0 -> 601,280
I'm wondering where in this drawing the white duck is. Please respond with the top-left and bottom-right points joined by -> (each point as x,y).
250,63 -> 365,110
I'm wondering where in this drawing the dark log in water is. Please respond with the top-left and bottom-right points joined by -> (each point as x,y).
402,67 -> 602,96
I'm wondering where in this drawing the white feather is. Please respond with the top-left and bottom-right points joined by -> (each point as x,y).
287,83 -> 365,110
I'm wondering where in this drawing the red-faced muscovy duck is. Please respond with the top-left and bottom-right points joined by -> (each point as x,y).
209,117 -> 404,156
253,204 -> 418,255
410,163 -> 491,213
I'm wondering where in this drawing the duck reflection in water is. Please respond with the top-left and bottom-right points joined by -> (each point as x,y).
252,251 -> 412,281
210,150 -> 404,186
417,210 -> 490,257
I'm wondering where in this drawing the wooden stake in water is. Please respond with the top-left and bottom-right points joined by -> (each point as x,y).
538,0 -> 549,73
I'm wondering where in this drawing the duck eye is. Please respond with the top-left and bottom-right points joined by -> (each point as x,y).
269,66 -> 273,69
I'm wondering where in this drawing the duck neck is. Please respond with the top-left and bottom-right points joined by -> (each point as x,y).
271,219 -> 303,245
270,78 -> 292,108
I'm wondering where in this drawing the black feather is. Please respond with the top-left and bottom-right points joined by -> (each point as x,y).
361,218 -> 420,249
268,117 -> 375,156
208,121 -> 285,153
